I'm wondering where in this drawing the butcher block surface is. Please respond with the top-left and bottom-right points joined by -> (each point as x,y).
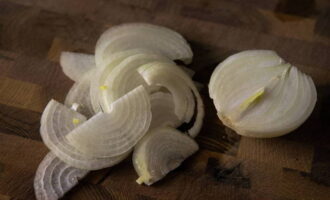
0,0 -> 330,199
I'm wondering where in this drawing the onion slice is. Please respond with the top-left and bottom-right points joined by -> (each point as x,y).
66,85 -> 152,158
209,50 -> 317,138
40,99 -> 129,170
60,52 -> 95,82
90,49 -> 155,113
95,23 -> 193,66
149,92 -> 181,130
133,126 -> 198,185
34,152 -> 89,200
138,62 -> 205,137
65,73 -> 95,118
99,53 -> 173,111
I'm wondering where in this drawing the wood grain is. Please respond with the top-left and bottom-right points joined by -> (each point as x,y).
0,0 -> 329,199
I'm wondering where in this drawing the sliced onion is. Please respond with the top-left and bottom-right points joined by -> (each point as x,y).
99,53 -> 173,111
66,85 -> 152,158
65,73 -> 95,118
138,62 -> 205,137
209,50 -> 317,138
60,52 -> 95,82
149,92 -> 181,130
138,62 -> 194,123
90,49 -> 155,113
41,99 -> 129,170
95,23 -> 193,66
34,152 -> 89,200
133,126 -> 198,185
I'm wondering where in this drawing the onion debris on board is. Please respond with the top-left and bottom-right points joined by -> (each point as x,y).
35,23 -> 204,199
209,50 -> 317,138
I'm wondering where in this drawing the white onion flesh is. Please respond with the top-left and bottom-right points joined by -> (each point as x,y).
40,99 -> 129,170
34,152 -> 89,200
133,126 -> 198,185
99,53 -> 173,111
150,92 -> 181,130
95,23 -> 193,66
60,52 -> 95,82
209,50 -> 317,138
138,62 -> 205,137
65,73 -> 95,118
66,86 -> 152,158
90,49 -> 162,112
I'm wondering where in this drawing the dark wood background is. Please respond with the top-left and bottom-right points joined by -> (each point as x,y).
0,0 -> 330,199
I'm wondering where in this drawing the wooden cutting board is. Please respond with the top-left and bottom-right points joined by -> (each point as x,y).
0,0 -> 329,199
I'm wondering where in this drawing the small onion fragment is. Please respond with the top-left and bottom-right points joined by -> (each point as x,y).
41,99 -> 129,170
65,73 -> 95,118
34,152 -> 89,200
66,85 -> 152,158
60,52 -> 95,82
133,126 -> 199,185
209,50 -> 317,138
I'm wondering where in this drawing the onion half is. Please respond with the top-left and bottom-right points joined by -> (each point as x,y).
209,50 -> 317,138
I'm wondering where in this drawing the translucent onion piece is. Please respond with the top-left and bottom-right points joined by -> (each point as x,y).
90,48 -> 155,113
150,92 -> 181,130
65,73 -> 95,118
41,99 -> 129,170
95,23 -> 193,66
34,152 -> 88,200
138,62 -> 205,137
60,52 -> 95,82
133,126 -> 198,185
209,50 -> 317,138
66,85 -> 152,158
100,53 -> 173,112
179,65 -> 195,77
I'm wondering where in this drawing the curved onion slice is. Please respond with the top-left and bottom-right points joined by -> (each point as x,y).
100,53 -> 173,111
150,92 -> 181,130
66,85 -> 152,158
41,99 -> 129,170
65,73 -> 95,118
133,126 -> 198,185
34,152 -> 89,200
138,62 -> 205,137
90,48 -> 155,113
60,52 -> 95,82
95,23 -> 193,66
209,50 -> 317,138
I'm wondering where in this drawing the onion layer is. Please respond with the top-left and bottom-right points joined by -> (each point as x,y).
34,152 -> 89,200
60,52 -> 95,82
66,85 -> 152,157
40,99 -> 129,170
133,126 -> 198,185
